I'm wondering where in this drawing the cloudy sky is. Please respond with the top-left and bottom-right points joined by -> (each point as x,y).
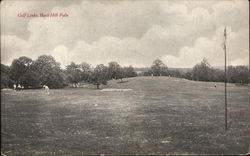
1,0 -> 249,68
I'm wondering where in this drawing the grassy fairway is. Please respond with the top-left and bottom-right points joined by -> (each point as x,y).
1,77 -> 250,155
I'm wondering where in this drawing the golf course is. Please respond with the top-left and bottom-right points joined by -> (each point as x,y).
1,77 -> 249,155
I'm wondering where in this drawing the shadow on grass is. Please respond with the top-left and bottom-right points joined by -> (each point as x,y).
117,80 -> 129,84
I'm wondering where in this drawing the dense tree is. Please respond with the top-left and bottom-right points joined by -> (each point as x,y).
191,58 -> 248,84
116,67 -> 125,82
234,66 -> 248,84
79,62 -> 92,82
143,69 -> 153,76
33,55 -> 64,88
169,69 -> 183,78
108,61 -> 120,79
184,71 -> 192,80
227,65 -> 248,84
210,69 -> 224,82
227,66 -> 237,83
123,66 -> 137,78
66,62 -> 82,87
1,64 -> 12,88
91,64 -> 109,89
9,56 -> 40,88
151,59 -> 168,76
192,58 -> 213,81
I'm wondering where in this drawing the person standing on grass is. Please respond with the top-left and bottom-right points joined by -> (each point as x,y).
214,83 -> 217,88
13,84 -> 16,91
43,85 -> 49,94
21,85 -> 24,90
16,84 -> 21,91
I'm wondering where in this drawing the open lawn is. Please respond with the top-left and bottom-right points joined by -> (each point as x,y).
1,77 -> 250,155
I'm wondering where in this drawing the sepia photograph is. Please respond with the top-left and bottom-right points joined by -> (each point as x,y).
1,0 -> 249,155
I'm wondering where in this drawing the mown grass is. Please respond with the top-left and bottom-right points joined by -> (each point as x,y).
1,77 -> 249,155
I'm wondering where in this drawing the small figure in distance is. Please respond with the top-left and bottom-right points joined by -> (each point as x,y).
214,83 -> 217,88
16,84 -> 21,91
43,85 -> 49,94
21,85 -> 24,91
13,84 -> 16,91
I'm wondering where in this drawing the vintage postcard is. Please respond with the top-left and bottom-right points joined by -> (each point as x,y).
1,0 -> 249,155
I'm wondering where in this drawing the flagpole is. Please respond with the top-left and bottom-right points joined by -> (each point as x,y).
224,26 -> 228,131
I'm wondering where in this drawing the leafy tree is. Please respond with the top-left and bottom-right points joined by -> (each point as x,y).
151,59 -> 168,76
169,69 -> 183,78
9,56 -> 40,88
191,59 -> 248,84
227,65 -> 248,84
91,64 -> 109,89
116,67 -> 125,82
79,62 -> 92,82
123,66 -> 137,78
33,55 -> 64,88
211,68 -> 224,82
143,69 -> 153,76
1,64 -> 12,88
108,61 -> 120,79
184,71 -> 192,80
66,62 -> 82,87
192,58 -> 212,81
235,66 -> 248,84
227,66 -> 237,83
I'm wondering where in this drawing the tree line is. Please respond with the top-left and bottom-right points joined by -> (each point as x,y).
1,55 -> 137,89
1,56 -> 248,89
141,58 -> 249,85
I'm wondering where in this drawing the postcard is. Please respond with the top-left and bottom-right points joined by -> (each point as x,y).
1,0 -> 249,155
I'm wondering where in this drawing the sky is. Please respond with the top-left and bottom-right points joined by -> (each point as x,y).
1,0 -> 249,68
